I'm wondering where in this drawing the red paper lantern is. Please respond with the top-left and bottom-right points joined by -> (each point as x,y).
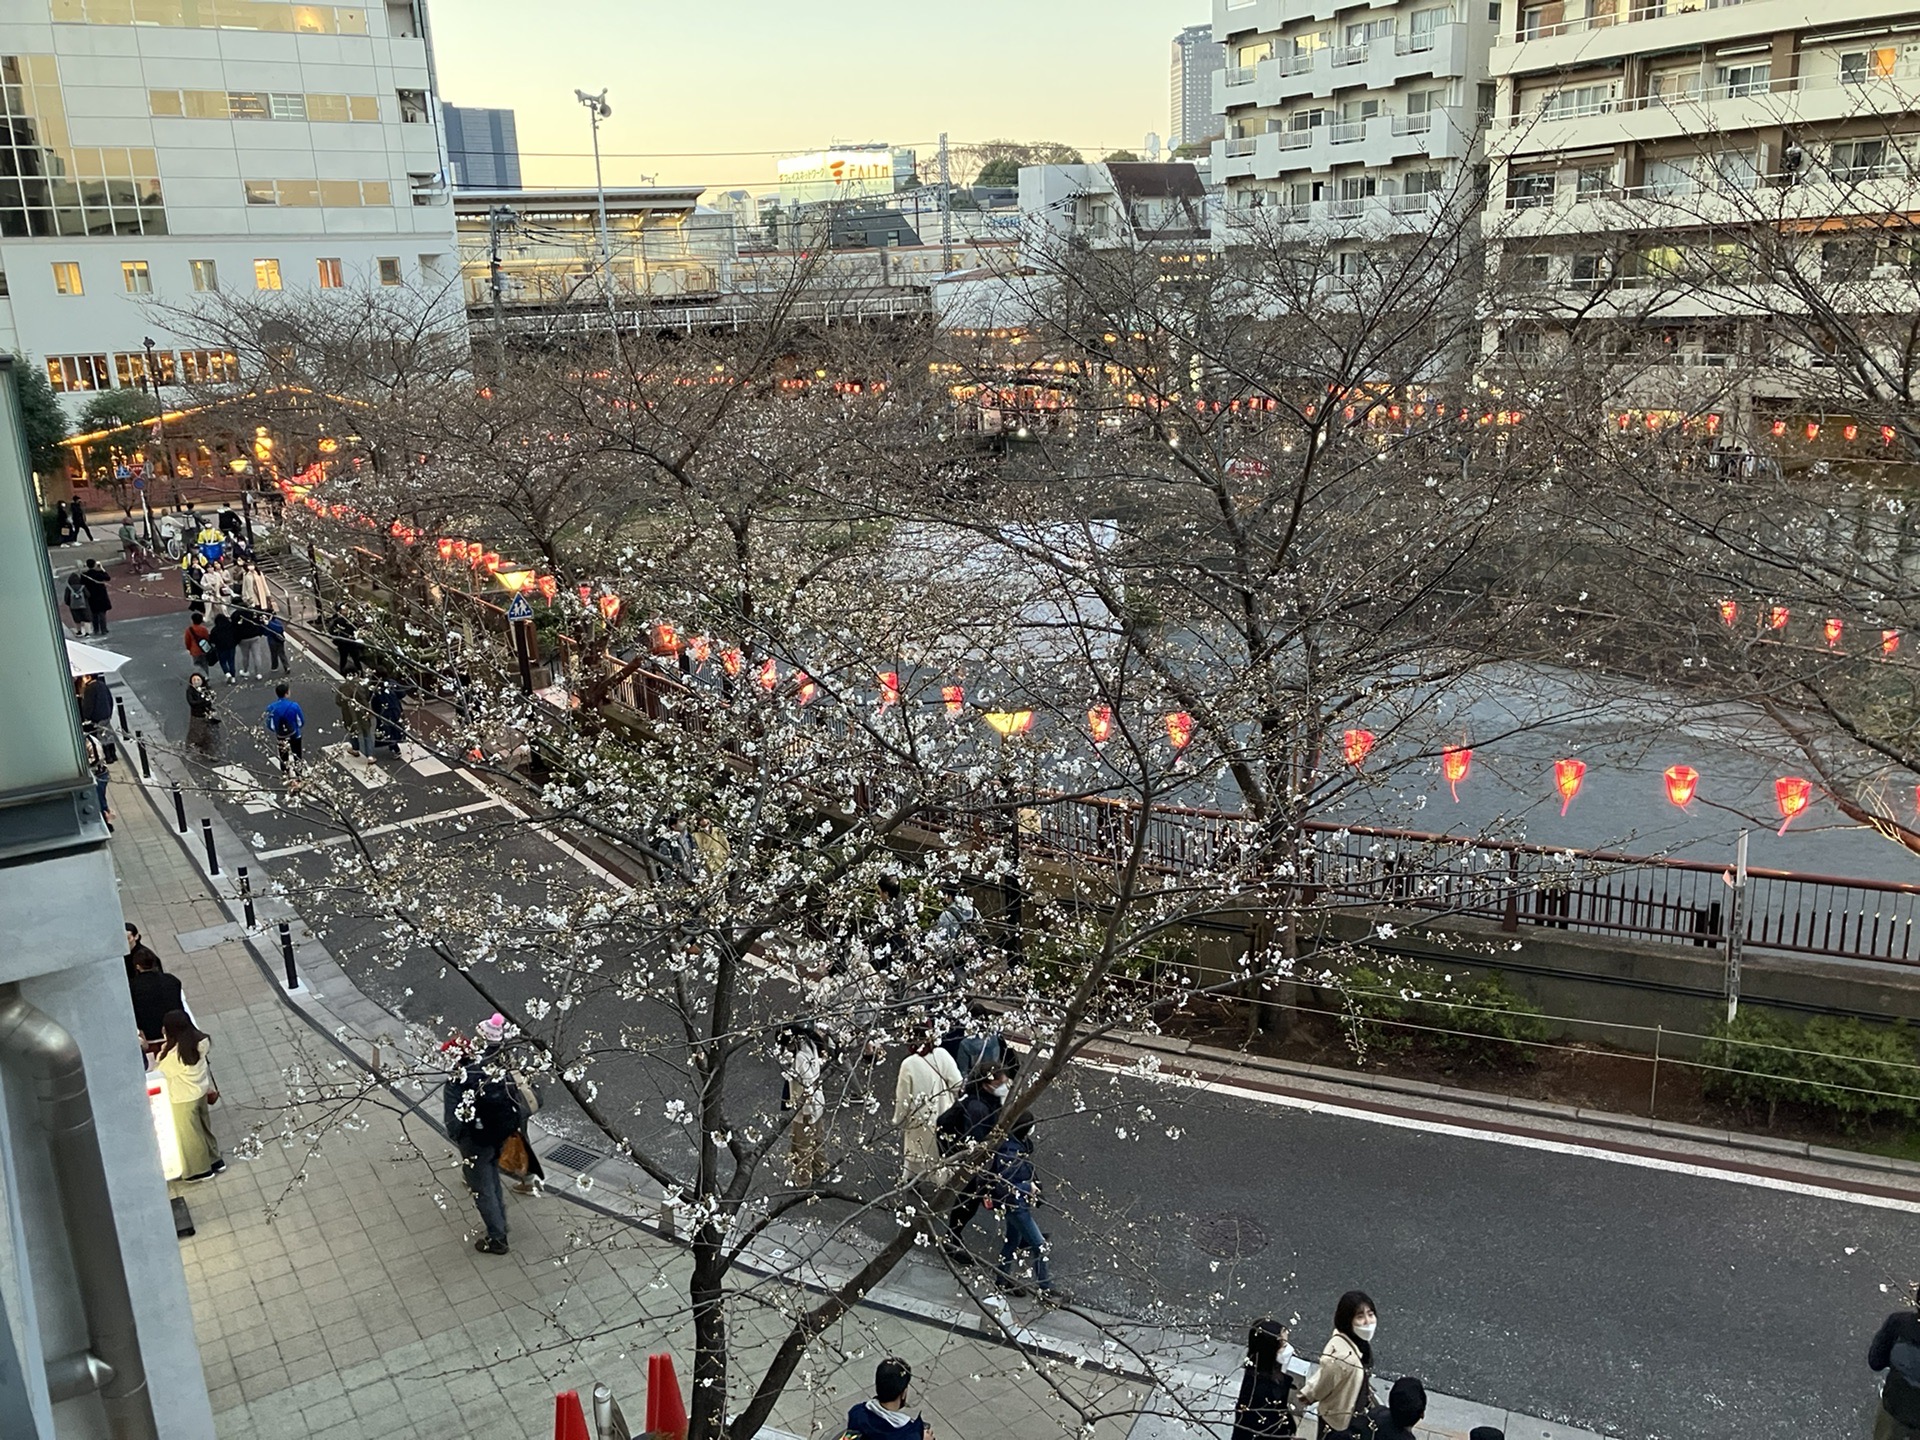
720,648 -> 743,678
1088,705 -> 1114,744
652,621 -> 681,654
1883,629 -> 1901,657
1768,606 -> 1789,631
536,574 -> 558,603
1342,729 -> 1375,769
466,541 -> 486,564
1823,617 -> 1843,648
483,552 -> 501,574
1165,712 -> 1195,752
1805,422 -> 1821,441
1718,600 -> 1738,627
1770,420 -> 1788,438
1774,775 -> 1811,834
687,636 -> 711,664
757,658 -> 778,692
877,671 -> 900,708
1883,425 -> 1897,446
942,684 -> 965,715
795,671 -> 816,705
436,537 -> 457,561
1441,745 -> 1471,800
597,593 -> 622,623
1844,423 -> 1859,442
1553,758 -> 1586,815
1664,764 -> 1699,807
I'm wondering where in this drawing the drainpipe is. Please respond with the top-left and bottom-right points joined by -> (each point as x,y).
0,985 -> 157,1439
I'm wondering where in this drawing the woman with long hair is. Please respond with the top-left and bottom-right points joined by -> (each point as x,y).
1231,1317 -> 1298,1439
155,1010 -> 224,1181
1296,1290 -> 1377,1438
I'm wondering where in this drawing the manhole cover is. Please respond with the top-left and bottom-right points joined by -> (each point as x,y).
1191,1212 -> 1269,1259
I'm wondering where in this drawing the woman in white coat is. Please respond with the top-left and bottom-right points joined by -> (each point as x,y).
1295,1290 -> 1377,1437
893,1025 -> 963,1182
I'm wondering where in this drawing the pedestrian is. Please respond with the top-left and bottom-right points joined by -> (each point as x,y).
182,608 -> 215,678
218,504 -> 242,542
263,681 -> 305,781
233,606 -> 269,680
118,514 -> 145,567
372,670 -> 408,753
239,558 -> 270,613
441,1037 -> 525,1255
941,1003 -> 1004,1083
839,1357 -> 934,1440
779,1023 -> 828,1188
185,671 -> 221,756
200,560 -> 229,618
987,1112 -> 1057,1299
155,1010 -> 223,1182
1296,1291 -> 1377,1439
893,1024 -> 962,1183
79,557 -> 112,636
1367,1377 -> 1425,1440
76,671 -> 114,728
61,570 -> 90,634
53,499 -> 74,545
263,610 -> 289,675
124,921 -> 161,983
210,610 -> 239,682
476,1013 -> 546,1197
335,672 -> 377,761
1869,1283 -> 1920,1440
127,947 -> 187,1048
69,494 -> 94,542
869,874 -> 914,979
937,1063 -> 1007,1264
325,605 -> 364,674
83,725 -> 113,830
1231,1319 -> 1299,1440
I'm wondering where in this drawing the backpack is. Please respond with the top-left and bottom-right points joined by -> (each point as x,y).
271,710 -> 295,737
474,1076 -> 524,1146
1886,1340 -> 1920,1427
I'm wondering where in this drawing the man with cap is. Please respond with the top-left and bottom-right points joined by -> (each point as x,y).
1368,1375 -> 1427,1440
838,1357 -> 934,1440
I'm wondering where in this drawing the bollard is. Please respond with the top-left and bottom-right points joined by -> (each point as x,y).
278,921 -> 299,990
171,783 -> 187,834
200,817 -> 220,876
238,866 -> 255,929
115,696 -> 129,736
135,731 -> 151,780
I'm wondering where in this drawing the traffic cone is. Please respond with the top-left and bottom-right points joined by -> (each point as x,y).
645,1353 -> 688,1440
553,1389 -> 590,1440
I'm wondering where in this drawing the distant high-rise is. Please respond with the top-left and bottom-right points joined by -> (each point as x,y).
443,103 -> 521,189
1170,23 -> 1225,150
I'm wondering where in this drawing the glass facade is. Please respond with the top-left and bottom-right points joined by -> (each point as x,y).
50,1 -> 370,35
0,57 -> 164,237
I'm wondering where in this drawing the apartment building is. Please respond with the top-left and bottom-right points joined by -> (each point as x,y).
1212,0 -> 1496,237
1019,161 -> 1212,258
1484,0 -> 1920,399
0,0 -> 457,425
1173,23 -> 1229,150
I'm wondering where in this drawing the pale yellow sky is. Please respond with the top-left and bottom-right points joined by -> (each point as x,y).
429,0 -> 1199,193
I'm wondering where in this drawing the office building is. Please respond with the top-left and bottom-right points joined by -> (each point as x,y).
442,102 -> 521,189
0,0 -> 458,431
1211,0 -> 1494,237
1171,22 -> 1227,149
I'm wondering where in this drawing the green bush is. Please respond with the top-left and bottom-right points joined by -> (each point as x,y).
1701,1009 -> 1920,1131
1336,961 -> 1548,1069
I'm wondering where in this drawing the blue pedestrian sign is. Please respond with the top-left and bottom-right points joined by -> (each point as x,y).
506,595 -> 533,622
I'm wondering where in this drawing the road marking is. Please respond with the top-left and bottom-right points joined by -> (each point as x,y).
253,799 -> 507,860
449,767 -> 629,888
401,741 -> 450,776
213,763 -> 276,814
1075,1057 -> 1920,1213
321,741 -> 393,789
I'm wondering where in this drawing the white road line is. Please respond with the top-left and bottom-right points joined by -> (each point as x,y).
321,742 -> 393,790
1075,1057 -> 1920,1213
449,767 -> 629,888
213,762 -> 277,814
253,798 -> 506,860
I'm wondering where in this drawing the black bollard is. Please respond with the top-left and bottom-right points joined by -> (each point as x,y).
116,696 -> 129,736
135,731 -> 151,779
200,817 -> 220,876
238,866 -> 255,929
171,783 -> 187,833
278,921 -> 298,990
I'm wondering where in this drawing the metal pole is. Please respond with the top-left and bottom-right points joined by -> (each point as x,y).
278,921 -> 298,990
1649,1023 -> 1662,1118
488,205 -> 512,361
141,336 -> 173,511
199,817 -> 220,876
171,782 -> 186,833
237,866 -> 255,930
134,731 -> 150,779
1724,829 -> 1748,1023
115,695 -> 128,736
938,132 -> 953,273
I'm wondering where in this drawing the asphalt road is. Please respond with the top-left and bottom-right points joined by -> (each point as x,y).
101,607 -> 1919,1439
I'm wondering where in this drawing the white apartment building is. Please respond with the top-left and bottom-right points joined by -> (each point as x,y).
1211,0 -> 1496,238
1018,161 -> 1212,259
0,0 -> 457,423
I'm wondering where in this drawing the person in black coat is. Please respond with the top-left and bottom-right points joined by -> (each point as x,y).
1368,1376 -> 1426,1440
1870,1287 -> 1920,1440
937,1065 -> 1007,1264
79,557 -> 111,635
1230,1319 -> 1297,1440
69,495 -> 94,541
128,949 -> 187,1047
209,610 -> 239,681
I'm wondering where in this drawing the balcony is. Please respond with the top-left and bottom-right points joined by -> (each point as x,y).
1216,186 -> 1460,240
1225,23 -> 1474,109
1331,120 -> 1368,143
1277,129 -> 1315,149
1225,65 -> 1257,88
1389,191 -> 1438,213
1225,135 -> 1259,156
1491,0 -> 1903,76
1331,43 -> 1370,66
1329,196 -> 1369,217
1393,112 -> 1434,135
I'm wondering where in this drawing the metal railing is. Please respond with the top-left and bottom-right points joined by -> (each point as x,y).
1225,65 -> 1257,87
1225,136 -> 1259,157
499,292 -> 932,337
1392,112 -> 1434,135
1330,120 -> 1368,143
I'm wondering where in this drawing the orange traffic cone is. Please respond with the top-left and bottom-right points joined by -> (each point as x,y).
553,1389 -> 590,1440
645,1354 -> 688,1440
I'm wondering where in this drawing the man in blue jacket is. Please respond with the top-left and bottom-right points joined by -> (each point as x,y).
838,1358 -> 933,1440
263,682 -> 304,780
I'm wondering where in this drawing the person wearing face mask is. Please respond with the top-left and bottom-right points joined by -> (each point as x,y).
1231,1318 -> 1299,1439
1295,1290 -> 1378,1438
935,1064 -> 1008,1265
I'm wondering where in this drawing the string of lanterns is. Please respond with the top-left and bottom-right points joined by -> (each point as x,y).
1717,600 -> 1901,656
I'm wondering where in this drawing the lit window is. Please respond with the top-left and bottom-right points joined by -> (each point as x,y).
377,257 -> 402,286
121,260 -> 152,294
45,355 -> 109,393
190,259 -> 218,292
228,92 -> 269,120
254,258 -> 282,290
51,261 -> 82,295
317,257 -> 344,288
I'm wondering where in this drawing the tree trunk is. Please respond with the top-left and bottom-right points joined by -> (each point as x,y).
689,1237 -> 728,1440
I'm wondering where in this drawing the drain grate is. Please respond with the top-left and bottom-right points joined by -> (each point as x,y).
544,1143 -> 603,1172
1190,1212 -> 1270,1259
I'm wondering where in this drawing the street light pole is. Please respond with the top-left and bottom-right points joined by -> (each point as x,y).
140,336 -> 169,533
573,87 -> 622,367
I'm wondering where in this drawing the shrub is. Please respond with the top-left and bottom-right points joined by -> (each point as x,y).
1335,960 -> 1548,1069
1702,1009 -> 1920,1131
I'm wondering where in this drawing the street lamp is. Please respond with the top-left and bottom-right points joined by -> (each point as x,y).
140,335 -> 170,530
573,89 -> 615,292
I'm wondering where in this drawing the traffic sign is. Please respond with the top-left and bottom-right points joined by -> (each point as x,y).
505,595 -> 533,622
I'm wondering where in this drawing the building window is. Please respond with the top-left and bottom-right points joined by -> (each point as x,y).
254,258 -> 282,290
191,258 -> 218,292
244,178 -> 392,208
245,180 -> 277,206
52,0 -> 369,34
45,354 -> 110,392
317,257 -> 344,288
114,351 -> 175,389
228,92 -> 269,120
51,261 -> 82,294
1506,172 -> 1556,208
178,349 -> 239,383
377,257 -> 402,286
269,93 -> 308,121
1576,163 -> 1614,197
1841,48 -> 1900,84
397,89 -> 429,123
121,260 -> 151,293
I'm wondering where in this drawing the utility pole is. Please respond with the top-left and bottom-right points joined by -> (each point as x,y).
487,205 -> 514,365
938,131 -> 954,272
574,87 -> 623,369
1723,829 -> 1749,1023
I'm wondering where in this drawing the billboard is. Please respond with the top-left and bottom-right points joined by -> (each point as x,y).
776,148 -> 914,207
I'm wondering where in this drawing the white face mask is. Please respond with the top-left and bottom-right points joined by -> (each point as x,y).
1353,1320 -> 1377,1342
990,1084 -> 1010,1099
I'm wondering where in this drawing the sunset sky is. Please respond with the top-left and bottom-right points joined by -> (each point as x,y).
429,1 -> 1199,194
